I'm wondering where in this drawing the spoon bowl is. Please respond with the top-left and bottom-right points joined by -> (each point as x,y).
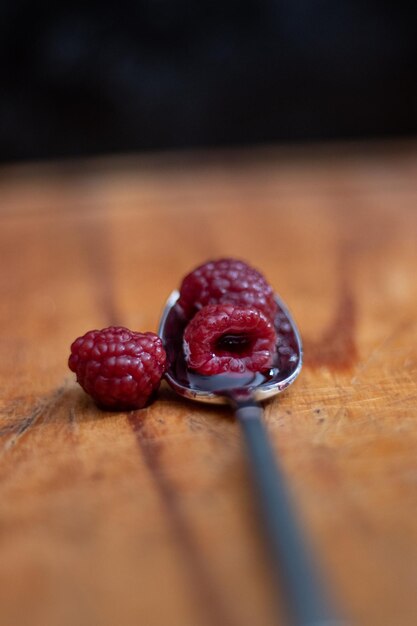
158,290 -> 303,405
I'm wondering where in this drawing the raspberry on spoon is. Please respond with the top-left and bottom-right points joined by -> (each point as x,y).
183,304 -> 277,375
68,326 -> 166,410
178,258 -> 277,321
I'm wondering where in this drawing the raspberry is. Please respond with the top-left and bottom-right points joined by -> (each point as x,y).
183,304 -> 277,375
68,326 -> 166,410
178,258 -> 277,321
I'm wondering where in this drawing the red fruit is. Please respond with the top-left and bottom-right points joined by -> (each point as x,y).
183,304 -> 277,375
68,326 -> 166,410
178,258 -> 277,321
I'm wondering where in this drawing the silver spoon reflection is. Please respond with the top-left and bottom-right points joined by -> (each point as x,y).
159,291 -> 344,626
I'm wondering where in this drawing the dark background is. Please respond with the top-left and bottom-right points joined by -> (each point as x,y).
1,0 -> 416,163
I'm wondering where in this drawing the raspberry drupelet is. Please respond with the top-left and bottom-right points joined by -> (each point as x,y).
183,304 -> 277,375
68,326 -> 166,410
178,258 -> 277,321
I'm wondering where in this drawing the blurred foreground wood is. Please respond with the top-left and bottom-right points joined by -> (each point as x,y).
0,141 -> 416,626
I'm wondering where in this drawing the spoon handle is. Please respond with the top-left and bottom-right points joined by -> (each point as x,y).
236,403 -> 344,626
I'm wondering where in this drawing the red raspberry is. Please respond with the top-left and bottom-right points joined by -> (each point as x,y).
183,304 -> 277,375
68,326 -> 166,410
178,258 -> 277,321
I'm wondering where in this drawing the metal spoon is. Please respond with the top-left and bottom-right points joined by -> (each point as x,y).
159,290 -> 343,626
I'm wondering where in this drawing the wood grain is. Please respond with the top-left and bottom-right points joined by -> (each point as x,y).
0,141 -> 416,626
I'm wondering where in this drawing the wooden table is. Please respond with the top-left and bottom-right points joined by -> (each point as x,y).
1,141 -> 416,626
